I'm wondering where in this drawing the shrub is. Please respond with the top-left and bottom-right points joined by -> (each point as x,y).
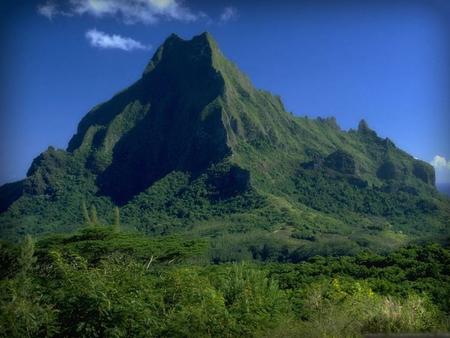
267,278 -> 446,338
212,263 -> 289,336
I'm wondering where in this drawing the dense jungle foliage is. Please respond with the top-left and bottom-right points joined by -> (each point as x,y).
0,226 -> 449,337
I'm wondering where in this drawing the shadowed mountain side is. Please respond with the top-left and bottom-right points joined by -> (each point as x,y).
68,33 -> 231,203
0,32 -> 448,249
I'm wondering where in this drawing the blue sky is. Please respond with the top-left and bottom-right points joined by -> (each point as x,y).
0,0 -> 449,184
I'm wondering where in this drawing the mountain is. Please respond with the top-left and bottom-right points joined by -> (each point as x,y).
1,32 -> 449,257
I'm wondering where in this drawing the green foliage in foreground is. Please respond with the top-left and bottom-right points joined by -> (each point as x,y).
0,228 -> 449,337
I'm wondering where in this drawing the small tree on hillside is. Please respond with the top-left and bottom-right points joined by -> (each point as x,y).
113,207 -> 120,231
81,200 -> 91,225
16,235 -> 36,299
90,205 -> 99,226
18,235 -> 36,281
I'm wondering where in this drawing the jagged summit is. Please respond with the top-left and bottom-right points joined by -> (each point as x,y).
166,31 -> 216,44
65,31 -> 296,203
67,33 -> 235,204
358,119 -> 369,131
143,32 -> 219,76
1,32 -> 447,245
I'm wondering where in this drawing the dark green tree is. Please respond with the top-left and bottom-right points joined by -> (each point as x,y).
81,200 -> 91,225
90,205 -> 99,226
18,235 -> 36,279
113,207 -> 120,231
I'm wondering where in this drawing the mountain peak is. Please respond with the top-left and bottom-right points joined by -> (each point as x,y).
143,32 -> 218,76
68,32 -> 232,203
194,31 -> 217,45
358,119 -> 370,132
165,31 -> 215,45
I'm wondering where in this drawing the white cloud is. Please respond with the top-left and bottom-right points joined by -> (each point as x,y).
430,155 -> 450,170
37,1 -> 73,19
86,29 -> 150,51
430,155 -> 450,183
219,6 -> 237,22
38,0 -> 199,24
37,1 -> 58,19
38,1 -> 239,25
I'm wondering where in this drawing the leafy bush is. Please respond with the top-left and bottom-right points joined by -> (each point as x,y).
212,264 -> 289,335
0,232 -> 449,337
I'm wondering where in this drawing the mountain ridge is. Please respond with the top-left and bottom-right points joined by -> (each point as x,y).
0,32 -> 448,256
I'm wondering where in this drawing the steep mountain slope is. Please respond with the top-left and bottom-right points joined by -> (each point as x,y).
0,32 -> 448,256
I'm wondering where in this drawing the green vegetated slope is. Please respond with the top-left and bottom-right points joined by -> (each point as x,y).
0,32 -> 449,258
1,229 -> 449,337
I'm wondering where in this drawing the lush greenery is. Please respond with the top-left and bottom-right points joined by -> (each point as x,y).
0,227 -> 449,337
1,31 -> 449,337
1,33 -> 449,253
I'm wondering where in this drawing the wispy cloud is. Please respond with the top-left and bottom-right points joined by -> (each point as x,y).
37,1 -> 73,19
219,6 -> 237,23
38,0 -> 199,24
430,155 -> 450,183
37,1 -> 58,20
86,29 -> 150,51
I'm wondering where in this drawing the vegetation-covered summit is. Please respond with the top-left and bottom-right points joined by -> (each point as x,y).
0,32 -> 448,257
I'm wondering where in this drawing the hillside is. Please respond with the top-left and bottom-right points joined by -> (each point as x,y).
0,32 -> 449,257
